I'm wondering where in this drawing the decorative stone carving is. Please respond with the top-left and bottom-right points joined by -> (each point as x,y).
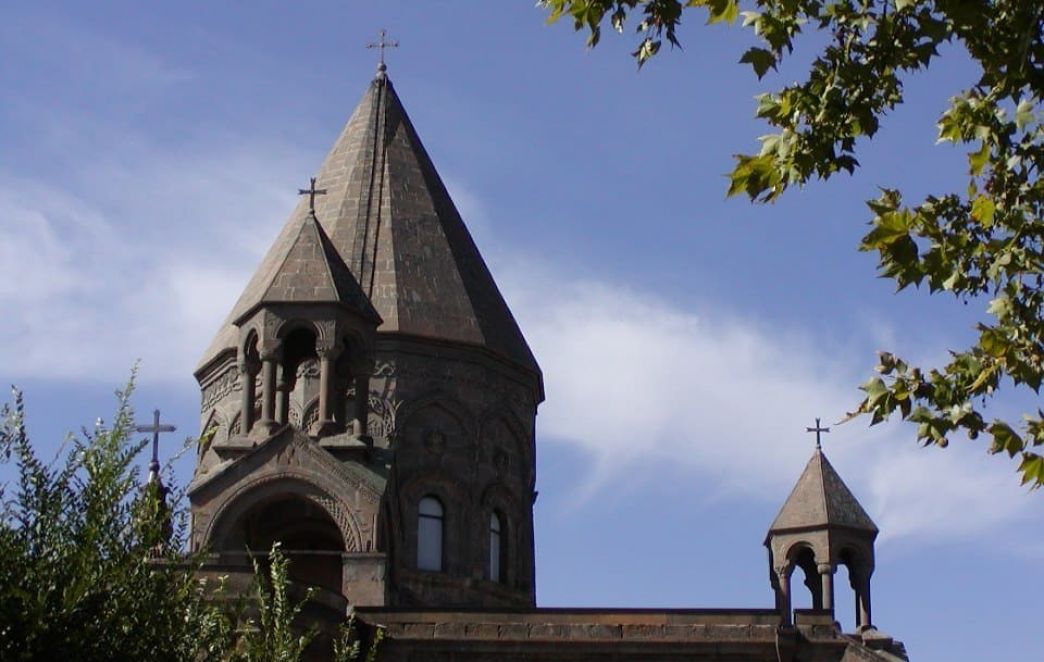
206,471 -> 365,553
368,394 -> 399,440
302,402 -> 320,432
296,359 -> 321,380
346,384 -> 400,442
201,366 -> 239,411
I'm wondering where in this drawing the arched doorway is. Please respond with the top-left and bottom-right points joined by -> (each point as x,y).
222,493 -> 345,594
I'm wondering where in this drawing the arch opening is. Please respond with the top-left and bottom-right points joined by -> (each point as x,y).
789,546 -> 822,611
281,327 -> 319,429
839,547 -> 870,632
222,492 -> 345,593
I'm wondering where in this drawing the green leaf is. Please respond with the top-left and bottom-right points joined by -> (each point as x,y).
739,47 -> 776,79
706,0 -> 739,25
969,141 -> 990,176
970,195 -> 995,228
980,328 -> 1009,358
1015,99 -> 1034,130
1018,453 -> 1044,487
989,421 -> 1024,457
986,295 -> 1011,319
633,37 -> 661,66
895,0 -> 917,10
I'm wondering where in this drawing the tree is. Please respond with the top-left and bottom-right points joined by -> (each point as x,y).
540,0 -> 1044,488
0,381 -> 232,660
0,380 -> 379,660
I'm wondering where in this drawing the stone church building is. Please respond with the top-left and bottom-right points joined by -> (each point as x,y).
187,62 -> 910,661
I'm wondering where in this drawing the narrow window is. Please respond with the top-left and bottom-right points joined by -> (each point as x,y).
417,496 -> 444,571
489,511 -> 503,583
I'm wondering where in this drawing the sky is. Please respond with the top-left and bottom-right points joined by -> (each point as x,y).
1,2 -> 1041,660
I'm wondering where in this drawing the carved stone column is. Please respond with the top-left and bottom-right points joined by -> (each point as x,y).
776,567 -> 792,627
350,357 -> 374,445
352,374 -> 371,439
855,572 -> 873,631
818,562 -> 835,614
257,348 -> 281,436
275,363 -> 291,426
237,357 -> 259,436
312,342 -> 343,436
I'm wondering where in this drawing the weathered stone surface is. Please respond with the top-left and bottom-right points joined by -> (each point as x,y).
198,75 -> 540,380
768,448 -> 878,534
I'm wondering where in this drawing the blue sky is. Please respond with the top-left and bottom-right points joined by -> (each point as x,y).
1,2 -> 1041,660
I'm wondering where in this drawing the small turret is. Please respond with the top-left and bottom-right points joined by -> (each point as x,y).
765,433 -> 878,631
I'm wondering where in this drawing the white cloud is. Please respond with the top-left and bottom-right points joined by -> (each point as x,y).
496,261 -> 1044,549
0,141 -> 308,384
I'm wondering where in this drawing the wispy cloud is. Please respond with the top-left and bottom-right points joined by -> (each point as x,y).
0,140 -> 308,383
496,260 -> 1044,550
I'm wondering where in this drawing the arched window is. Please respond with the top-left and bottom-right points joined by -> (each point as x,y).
489,511 -> 503,583
417,496 -> 444,571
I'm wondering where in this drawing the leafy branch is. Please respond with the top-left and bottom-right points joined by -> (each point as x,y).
541,0 -> 1044,487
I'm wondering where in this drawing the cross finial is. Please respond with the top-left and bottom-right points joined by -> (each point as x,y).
367,29 -> 399,75
806,417 -> 830,450
298,176 -> 327,215
134,409 -> 176,482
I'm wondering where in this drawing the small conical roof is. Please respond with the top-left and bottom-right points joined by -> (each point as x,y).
199,73 -> 539,379
768,448 -> 878,535
247,212 -> 379,321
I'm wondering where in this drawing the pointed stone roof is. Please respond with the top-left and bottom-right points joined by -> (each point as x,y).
198,73 -> 539,378
768,448 -> 878,535
244,211 -> 379,321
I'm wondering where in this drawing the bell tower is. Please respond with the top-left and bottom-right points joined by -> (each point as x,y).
188,61 -> 543,611
765,435 -> 879,632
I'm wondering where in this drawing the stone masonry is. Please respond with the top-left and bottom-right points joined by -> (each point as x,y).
187,63 -> 909,661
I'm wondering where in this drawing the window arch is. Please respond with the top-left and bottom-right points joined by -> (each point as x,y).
489,511 -> 505,583
417,496 -> 444,571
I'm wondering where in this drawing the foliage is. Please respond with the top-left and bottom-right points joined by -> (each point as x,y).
334,611 -> 384,662
233,543 -> 317,662
0,380 -> 380,659
0,380 -> 232,661
541,0 -> 1044,487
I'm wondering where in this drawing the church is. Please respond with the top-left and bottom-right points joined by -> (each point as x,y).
186,57 -> 910,661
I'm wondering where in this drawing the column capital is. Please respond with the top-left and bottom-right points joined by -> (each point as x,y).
259,345 -> 282,362
316,339 -> 344,360
817,562 -> 835,575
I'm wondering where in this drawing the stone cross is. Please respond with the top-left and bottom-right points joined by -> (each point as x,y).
806,417 -> 830,449
298,176 -> 327,214
135,409 -> 176,480
367,29 -> 399,66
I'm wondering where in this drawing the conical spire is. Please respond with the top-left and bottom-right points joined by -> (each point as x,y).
249,212 -> 379,321
768,447 -> 878,535
199,73 -> 539,378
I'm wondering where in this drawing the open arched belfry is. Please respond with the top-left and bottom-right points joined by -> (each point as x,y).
187,61 -> 910,661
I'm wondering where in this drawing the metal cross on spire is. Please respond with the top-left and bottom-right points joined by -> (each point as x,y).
298,176 -> 327,215
367,29 -> 399,71
806,417 -> 830,450
135,409 -> 176,482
